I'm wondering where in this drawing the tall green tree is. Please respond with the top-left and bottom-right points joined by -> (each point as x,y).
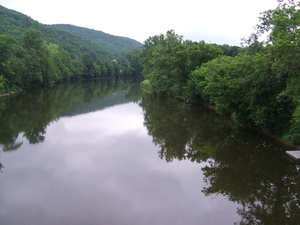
125,49 -> 143,76
0,35 -> 25,88
142,30 -> 183,94
142,30 -> 222,96
188,0 -> 299,141
21,28 -> 52,84
254,0 -> 300,142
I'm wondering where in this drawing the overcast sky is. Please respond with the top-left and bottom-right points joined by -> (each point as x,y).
0,0 -> 278,45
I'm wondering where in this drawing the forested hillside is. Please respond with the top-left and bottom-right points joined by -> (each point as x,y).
0,6 -> 110,59
0,5 -> 143,95
49,24 -> 142,60
141,0 -> 300,145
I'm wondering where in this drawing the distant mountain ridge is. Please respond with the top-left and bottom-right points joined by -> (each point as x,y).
0,5 -> 142,60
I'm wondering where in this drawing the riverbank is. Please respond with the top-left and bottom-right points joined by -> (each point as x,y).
140,81 -> 299,150
0,89 -> 22,97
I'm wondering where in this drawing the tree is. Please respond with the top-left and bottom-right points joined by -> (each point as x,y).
125,49 -> 143,76
0,76 -> 7,94
142,30 -> 222,96
0,35 -> 25,87
253,0 -> 300,142
82,53 -> 96,77
142,30 -> 183,94
21,29 -> 51,84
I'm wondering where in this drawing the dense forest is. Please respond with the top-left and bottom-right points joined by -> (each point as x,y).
49,24 -> 142,60
141,0 -> 300,145
0,5 -> 143,94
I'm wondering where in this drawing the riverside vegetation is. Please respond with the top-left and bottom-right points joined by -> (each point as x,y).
0,5 -> 143,94
141,0 -> 300,145
1,0 -> 300,145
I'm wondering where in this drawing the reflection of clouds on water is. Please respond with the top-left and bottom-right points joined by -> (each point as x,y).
48,103 -> 147,145
0,102 -> 241,225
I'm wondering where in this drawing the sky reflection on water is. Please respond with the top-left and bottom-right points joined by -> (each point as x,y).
0,102 -> 241,225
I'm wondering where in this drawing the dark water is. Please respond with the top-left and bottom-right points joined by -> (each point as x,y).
0,79 -> 299,225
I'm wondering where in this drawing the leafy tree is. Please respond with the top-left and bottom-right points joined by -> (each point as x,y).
125,49 -> 143,76
0,76 -> 7,94
218,44 -> 242,57
82,53 -> 96,78
0,35 -> 24,87
186,0 -> 299,142
189,55 -> 250,115
7,56 -> 26,85
142,30 -> 222,96
21,28 -> 54,84
252,0 -> 300,142
0,35 -> 17,67
142,30 -> 183,94
284,104 -> 300,143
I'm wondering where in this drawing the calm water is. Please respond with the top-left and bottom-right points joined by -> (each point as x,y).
0,79 -> 299,225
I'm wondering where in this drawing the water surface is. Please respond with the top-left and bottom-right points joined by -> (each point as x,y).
0,79 -> 299,225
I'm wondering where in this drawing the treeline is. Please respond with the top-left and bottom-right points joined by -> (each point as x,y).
0,28 -> 142,94
141,0 -> 300,145
0,5 -> 143,94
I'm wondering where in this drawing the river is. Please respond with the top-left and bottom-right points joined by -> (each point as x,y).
0,78 -> 299,225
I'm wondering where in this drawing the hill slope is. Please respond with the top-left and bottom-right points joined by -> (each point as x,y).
0,5 -> 143,94
49,24 -> 142,59
0,5 -> 142,60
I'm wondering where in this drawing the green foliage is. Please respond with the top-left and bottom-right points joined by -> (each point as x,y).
0,5 -> 41,36
214,44 -> 242,57
140,79 -> 152,88
142,30 -> 222,96
284,104 -> 300,143
190,55 -> 250,114
0,76 -> 7,94
0,5 -> 113,60
49,24 -> 142,60
190,52 -> 294,135
140,1 -> 300,144
125,49 -> 143,76
142,30 -> 180,94
0,27 -> 128,89
0,6 -> 144,93
140,79 -> 153,94
248,0 -> 300,141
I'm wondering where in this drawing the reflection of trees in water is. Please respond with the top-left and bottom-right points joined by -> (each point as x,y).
0,78 -> 142,151
3,141 -> 23,152
0,150 -> 4,173
202,157 -> 300,224
140,94 -> 300,225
